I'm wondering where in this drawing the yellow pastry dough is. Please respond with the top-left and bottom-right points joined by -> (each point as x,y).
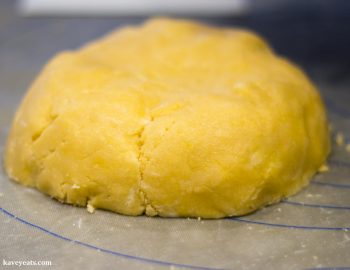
4,18 -> 330,218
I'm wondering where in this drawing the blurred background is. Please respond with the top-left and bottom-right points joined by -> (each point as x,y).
2,0 -> 350,68
15,0 -> 350,69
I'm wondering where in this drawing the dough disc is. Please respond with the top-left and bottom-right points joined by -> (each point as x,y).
4,18 -> 330,218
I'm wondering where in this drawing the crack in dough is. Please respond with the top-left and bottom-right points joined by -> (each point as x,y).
136,116 -> 158,216
31,114 -> 58,143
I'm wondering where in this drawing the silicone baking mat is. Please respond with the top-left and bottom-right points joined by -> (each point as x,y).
1,4 -> 349,270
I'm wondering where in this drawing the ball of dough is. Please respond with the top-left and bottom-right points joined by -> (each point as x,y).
4,18 -> 330,218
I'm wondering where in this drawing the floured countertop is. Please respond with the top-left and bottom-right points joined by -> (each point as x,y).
0,2 -> 349,269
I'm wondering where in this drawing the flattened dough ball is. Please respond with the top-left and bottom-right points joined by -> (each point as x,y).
4,18 -> 330,218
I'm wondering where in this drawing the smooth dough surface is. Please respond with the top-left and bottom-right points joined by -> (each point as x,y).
4,18 -> 330,218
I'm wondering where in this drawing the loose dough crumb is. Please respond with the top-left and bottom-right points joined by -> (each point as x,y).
87,204 -> 95,214
318,164 -> 329,173
335,132 -> 344,146
145,205 -> 158,216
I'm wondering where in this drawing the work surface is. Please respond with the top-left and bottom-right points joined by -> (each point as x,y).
0,1 -> 350,269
